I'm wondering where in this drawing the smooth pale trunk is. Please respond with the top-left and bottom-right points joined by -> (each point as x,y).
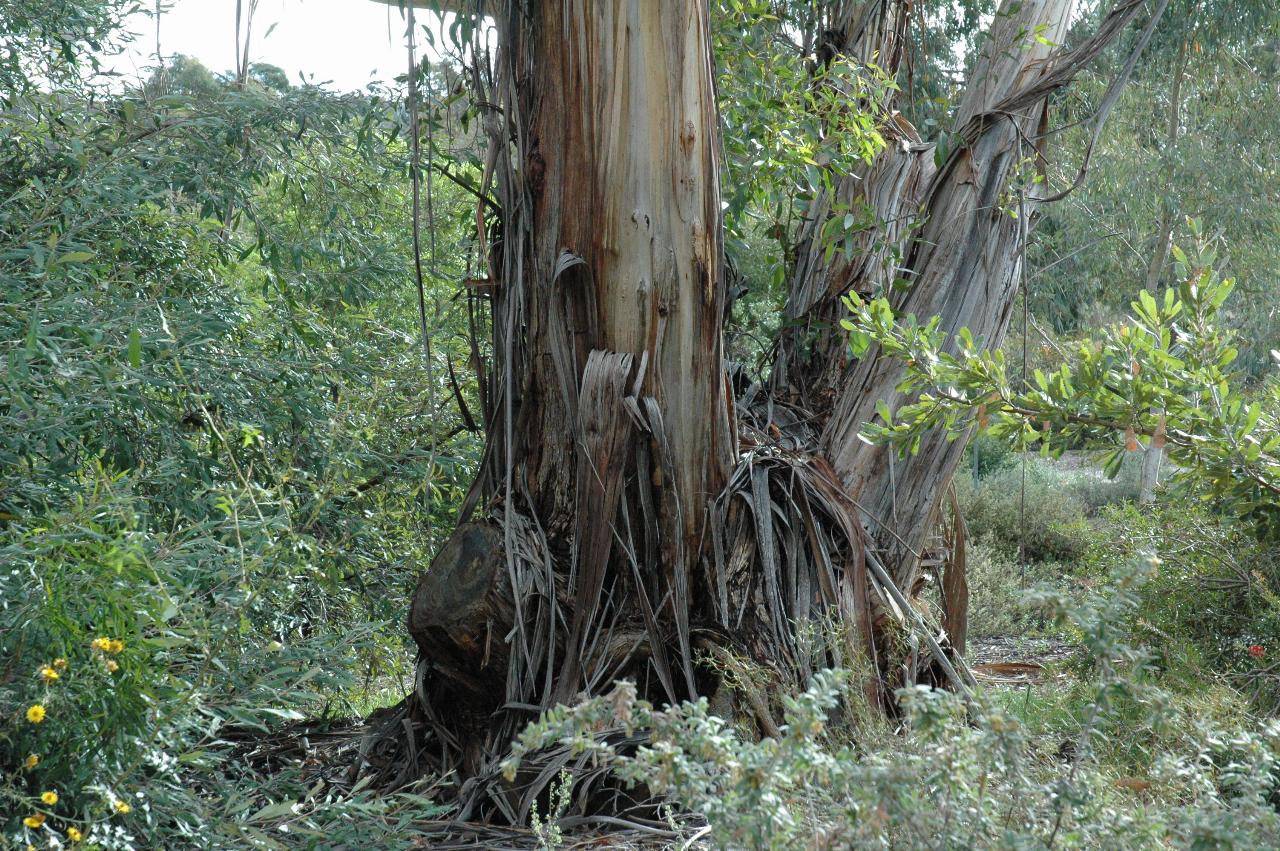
789,0 -> 1080,594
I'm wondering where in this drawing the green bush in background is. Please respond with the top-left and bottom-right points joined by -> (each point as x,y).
1,4 -> 478,844
954,458 -> 1135,564
1088,501 -> 1280,716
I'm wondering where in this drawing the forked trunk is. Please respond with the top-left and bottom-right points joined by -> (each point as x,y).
361,0 -> 1164,821
780,0 -> 1157,594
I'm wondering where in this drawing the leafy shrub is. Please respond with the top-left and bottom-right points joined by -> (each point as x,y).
505,560 -> 1280,849
1,11 -> 476,845
1068,451 -> 1144,513
962,430 -> 1017,480
956,460 -> 1097,563
1089,501 -> 1280,715
963,537 -> 1074,638
847,232 -> 1280,544
0,468 -> 408,846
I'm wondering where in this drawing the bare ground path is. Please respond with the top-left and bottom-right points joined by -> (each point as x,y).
970,636 -> 1076,686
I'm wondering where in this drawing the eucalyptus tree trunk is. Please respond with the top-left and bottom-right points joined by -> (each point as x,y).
817,0 -> 1083,586
1139,31 -> 1192,503
364,0 -> 1162,820
778,0 -> 1156,608
396,1 -> 736,808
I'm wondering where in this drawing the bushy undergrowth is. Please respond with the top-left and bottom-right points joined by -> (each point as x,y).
1088,501 -> 1280,716
0,475 -> 402,847
962,539 -> 1058,638
956,455 -> 1139,565
1,10 -> 477,845
508,561 -> 1280,849
954,447 -> 1150,643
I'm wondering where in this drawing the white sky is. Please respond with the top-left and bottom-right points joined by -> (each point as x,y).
106,0 -> 434,92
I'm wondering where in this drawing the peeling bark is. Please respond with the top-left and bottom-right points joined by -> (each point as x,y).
368,0 -> 1164,820
401,0 -> 736,800
771,0 -> 920,411
794,0 -> 1156,598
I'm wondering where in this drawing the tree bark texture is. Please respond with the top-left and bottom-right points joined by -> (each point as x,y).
362,0 -> 1165,820
404,1 -> 737,800
782,0 -> 1157,592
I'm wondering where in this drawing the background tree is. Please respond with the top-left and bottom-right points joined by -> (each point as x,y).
1031,0 -> 1280,377
1024,0 -> 1280,500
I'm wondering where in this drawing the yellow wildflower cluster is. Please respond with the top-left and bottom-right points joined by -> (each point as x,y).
21,811 -> 84,841
17,779 -> 86,841
91,636 -> 125,672
91,636 -> 124,654
19,641 -> 132,840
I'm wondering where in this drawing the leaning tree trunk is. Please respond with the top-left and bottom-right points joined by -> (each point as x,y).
361,0 -> 1162,822
779,0 -> 1158,597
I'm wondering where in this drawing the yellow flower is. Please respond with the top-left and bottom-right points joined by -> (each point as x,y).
113,799 -> 131,814
24,754 -> 39,769
53,658 -> 68,670
39,665 -> 59,682
22,813 -> 45,829
67,826 -> 83,842
26,704 -> 46,723
105,659 -> 120,673
91,637 -> 111,652
108,639 -> 124,654
40,790 -> 58,806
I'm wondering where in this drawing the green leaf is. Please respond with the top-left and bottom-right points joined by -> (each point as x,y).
1136,290 -> 1158,323
1102,449 -> 1124,480
1243,403 -> 1261,435
128,328 -> 142,368
849,330 -> 871,358
248,800 -> 301,823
